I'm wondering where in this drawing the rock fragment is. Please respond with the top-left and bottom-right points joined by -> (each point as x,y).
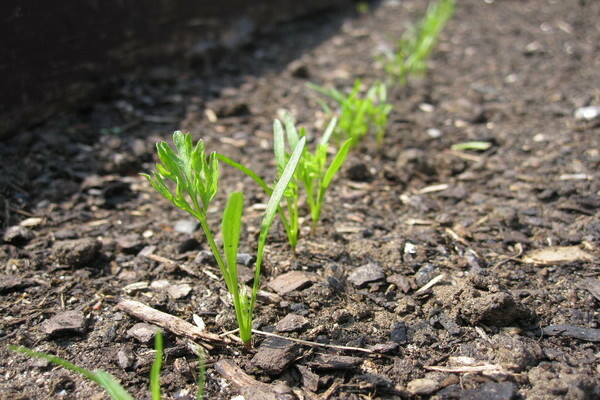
348,263 -> 384,287
52,238 -> 101,266
276,314 -> 310,332
173,219 -> 198,234
127,322 -> 160,344
251,337 -> 301,375
406,378 -> 439,395
268,271 -> 315,295
41,310 -> 87,336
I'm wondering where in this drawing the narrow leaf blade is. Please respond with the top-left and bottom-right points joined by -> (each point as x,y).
322,138 -> 353,189
221,192 -> 244,271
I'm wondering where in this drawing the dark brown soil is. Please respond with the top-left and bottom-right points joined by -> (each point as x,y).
2,1 -> 600,399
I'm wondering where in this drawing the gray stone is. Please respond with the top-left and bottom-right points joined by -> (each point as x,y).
276,314 -> 310,332
166,283 -> 192,299
52,238 -> 101,266
368,342 -> 398,354
406,378 -> 439,395
348,263 -> 384,287
173,219 -> 198,234
236,253 -> 254,267
127,322 -> 160,344
251,337 -> 301,375
116,234 -> 144,254
117,349 -> 134,370
41,310 -> 87,336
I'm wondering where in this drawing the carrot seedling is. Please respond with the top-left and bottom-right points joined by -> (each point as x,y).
142,131 -> 305,348
307,79 -> 391,146
382,0 -> 455,85
9,331 -> 204,400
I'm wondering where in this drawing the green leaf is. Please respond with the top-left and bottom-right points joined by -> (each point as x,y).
8,345 -> 134,400
322,138 -> 353,189
222,192 -> 244,273
93,371 -> 136,400
273,119 -> 286,170
320,117 -> 338,146
283,112 -> 299,153
257,136 -> 306,257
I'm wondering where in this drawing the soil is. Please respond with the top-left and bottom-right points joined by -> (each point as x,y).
1,0 -> 600,399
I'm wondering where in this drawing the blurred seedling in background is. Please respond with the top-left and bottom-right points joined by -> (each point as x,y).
307,80 -> 391,147
142,131 -> 305,348
381,0 -> 455,86
9,331 -> 206,400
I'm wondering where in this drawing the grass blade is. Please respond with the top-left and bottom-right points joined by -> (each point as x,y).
322,138 -> 353,189
215,154 -> 272,195
8,345 -> 134,400
273,120 -> 286,170
320,117 -> 338,146
150,331 -> 163,400
221,192 -> 244,273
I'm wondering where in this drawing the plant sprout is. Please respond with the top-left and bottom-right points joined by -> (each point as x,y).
9,331 -> 205,400
281,113 -> 353,235
142,131 -> 305,348
219,113 -> 352,247
382,0 -> 455,85
307,79 -> 391,146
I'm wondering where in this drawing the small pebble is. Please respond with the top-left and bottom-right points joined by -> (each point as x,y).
574,105 -> 600,121
173,219 -> 198,235
127,323 -> 160,344
406,378 -> 439,395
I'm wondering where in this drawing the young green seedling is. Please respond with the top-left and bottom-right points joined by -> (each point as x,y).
8,331 -> 205,400
382,0 -> 455,85
281,113 -> 353,235
218,114 -> 352,246
142,131 -> 305,348
307,79 -> 391,146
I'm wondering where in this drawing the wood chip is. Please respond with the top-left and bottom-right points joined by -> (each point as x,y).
117,299 -> 227,347
216,359 -> 295,400
522,246 -> 596,265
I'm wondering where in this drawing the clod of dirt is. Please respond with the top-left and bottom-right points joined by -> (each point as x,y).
387,274 -> 411,293
52,238 -> 102,267
368,342 -> 398,354
390,321 -> 408,344
346,163 -> 374,182
3,225 -> 35,245
41,310 -> 87,336
308,354 -> 362,370
491,334 -> 543,372
166,283 -> 192,299
268,271 -> 316,295
460,291 -> 531,327
275,313 -> 310,332
127,322 -> 160,344
347,262 -> 384,287
296,365 -> 319,392
528,362 -> 600,399
116,234 -> 145,254
287,59 -> 310,78
251,337 -> 301,375
116,348 -> 135,370
406,378 -> 439,395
